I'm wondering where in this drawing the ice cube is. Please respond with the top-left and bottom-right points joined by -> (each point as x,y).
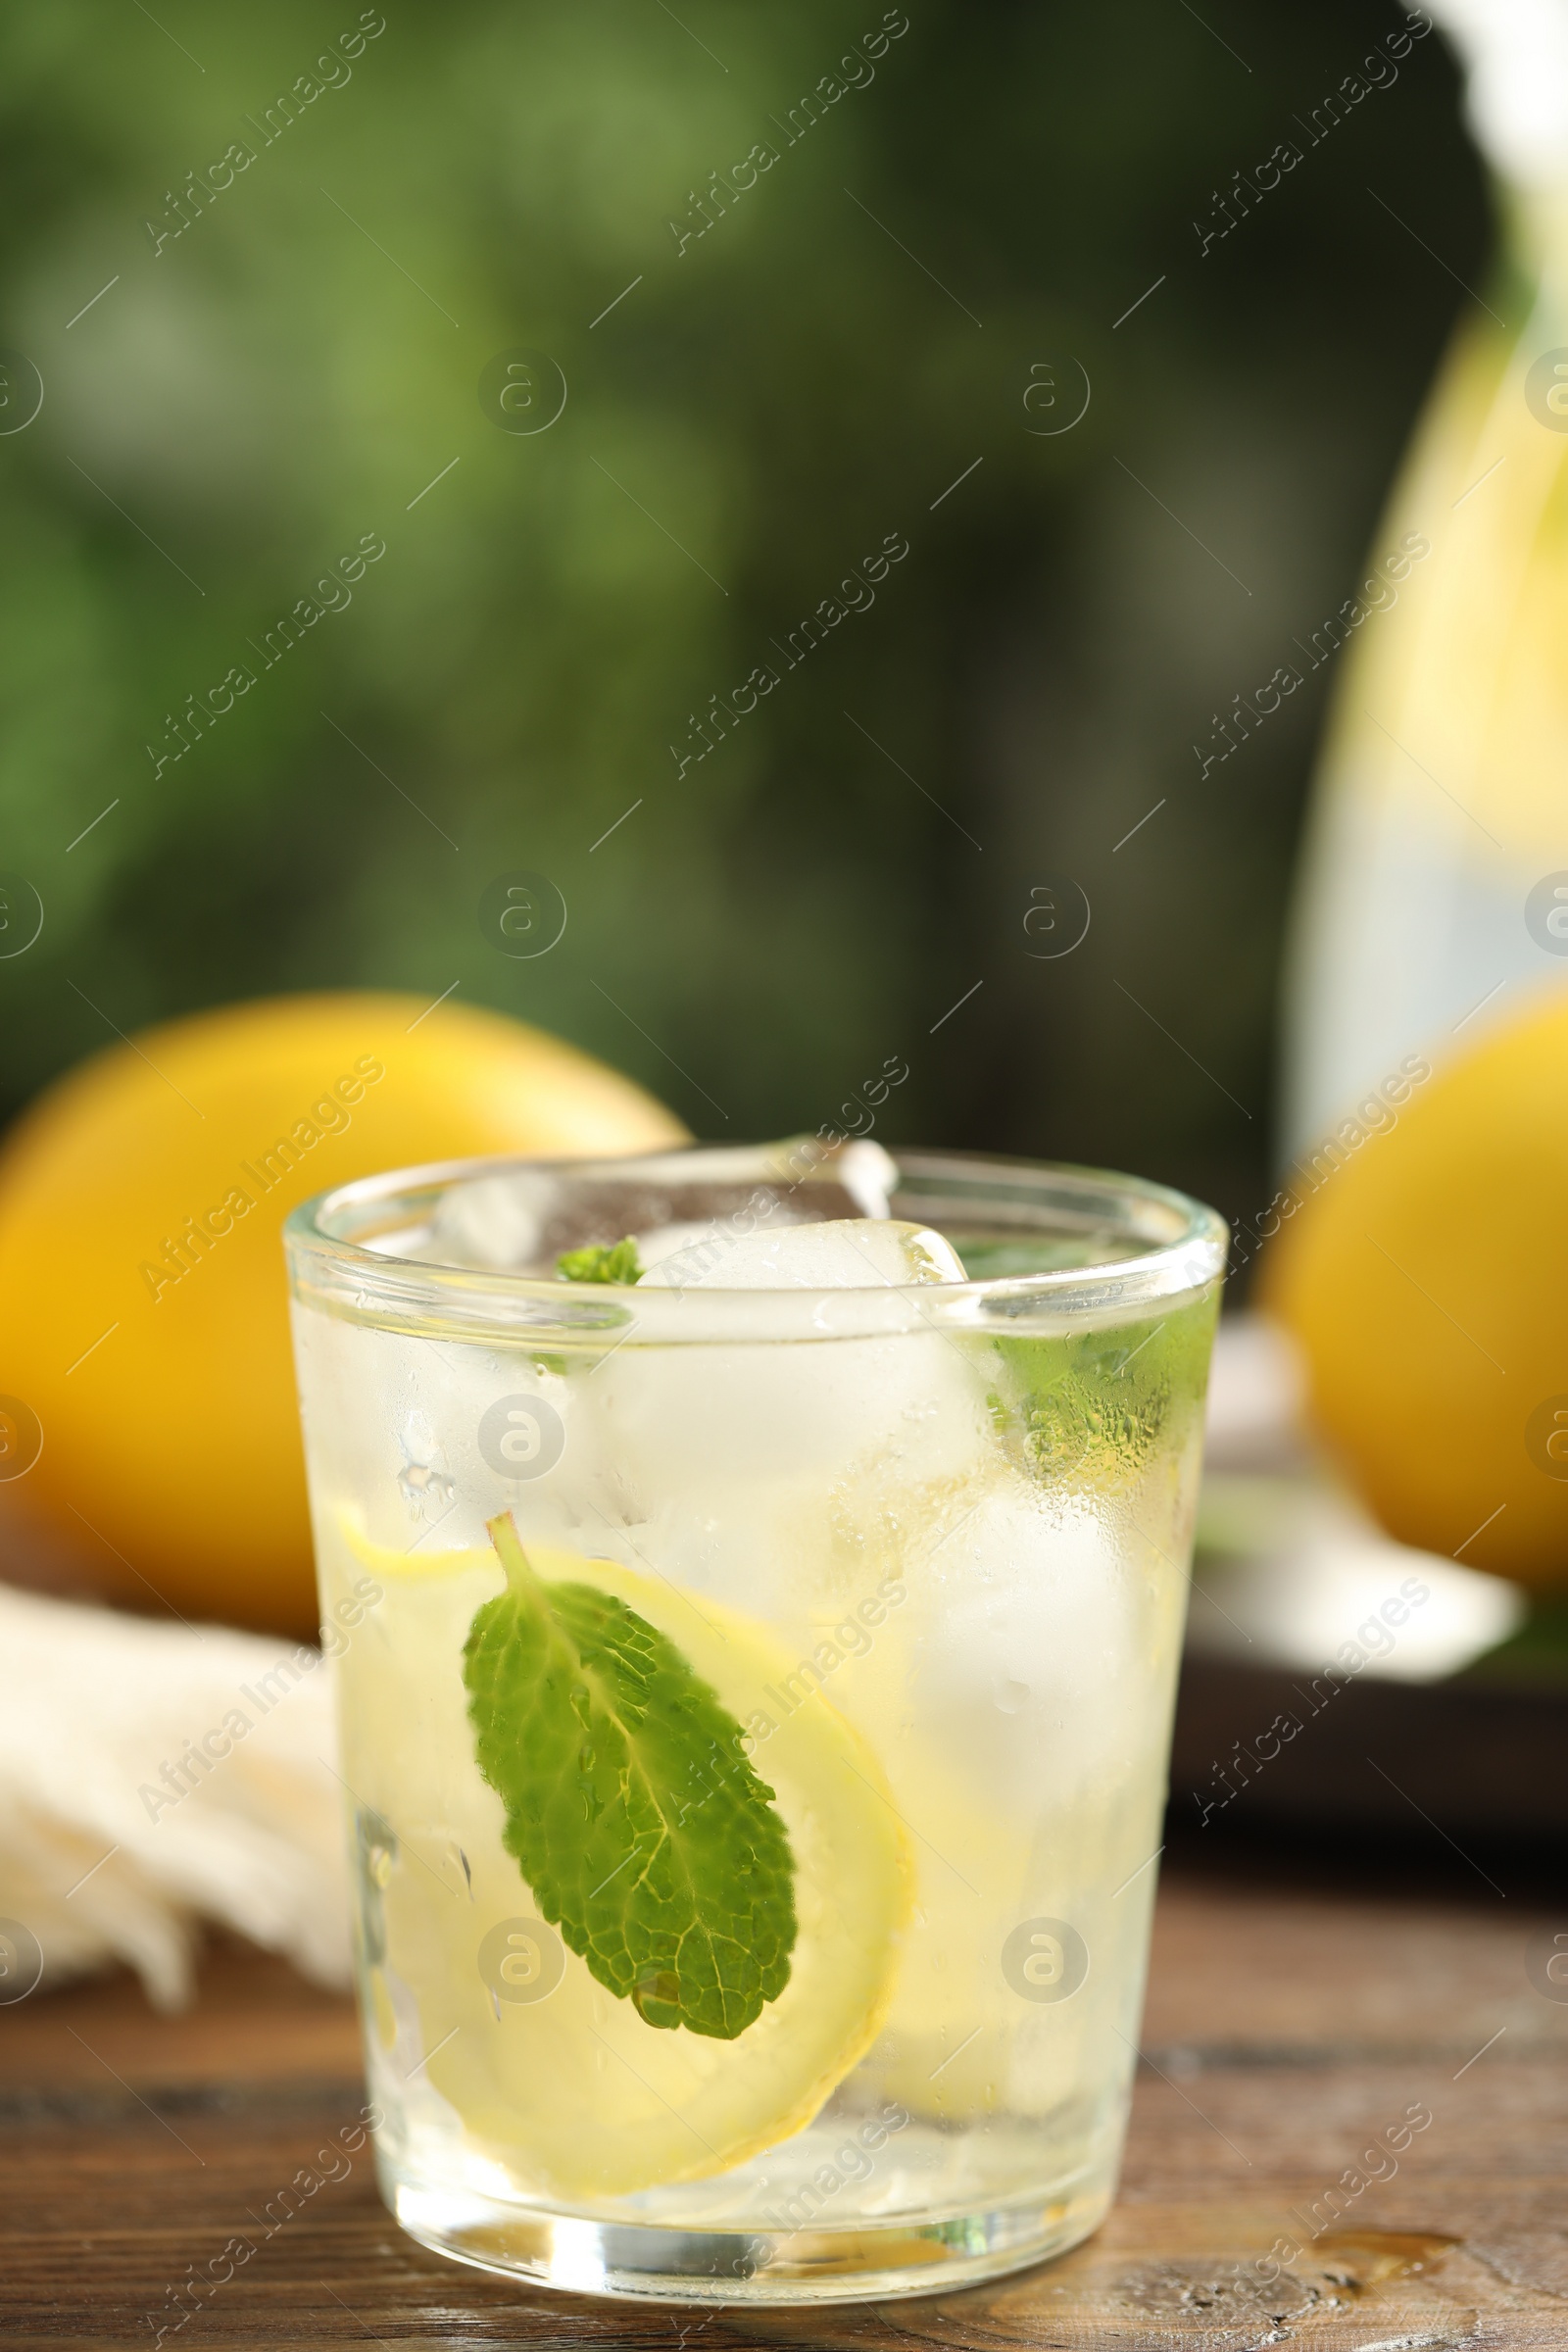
428,1169 -> 560,1269
418,1137 -> 898,1279
632,1219 -> 745,1282
891,1480 -> 1151,1800
638,1218 -> 966,1291
572,1135 -> 898,1216
563,1221 -> 984,1613
858,1477 -> 1179,2124
816,1139 -> 898,1218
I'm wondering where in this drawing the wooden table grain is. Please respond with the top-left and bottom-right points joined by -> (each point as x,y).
4,1852 -> 1567,2349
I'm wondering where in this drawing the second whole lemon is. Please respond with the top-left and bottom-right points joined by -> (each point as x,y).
1261,990 -> 1568,1590
0,993 -> 685,1635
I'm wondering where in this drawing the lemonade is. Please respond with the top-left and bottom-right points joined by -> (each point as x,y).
285,1145 -> 1224,2303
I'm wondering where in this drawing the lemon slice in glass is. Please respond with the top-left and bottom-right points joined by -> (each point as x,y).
333,1520 -> 912,2199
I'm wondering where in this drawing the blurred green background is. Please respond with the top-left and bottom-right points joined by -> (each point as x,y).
0,0 -> 1486,1235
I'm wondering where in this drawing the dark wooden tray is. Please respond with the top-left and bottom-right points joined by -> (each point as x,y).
1170,1649 -> 1568,1849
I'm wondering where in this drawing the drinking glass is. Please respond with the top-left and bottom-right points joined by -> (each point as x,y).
284,1146 -> 1225,2305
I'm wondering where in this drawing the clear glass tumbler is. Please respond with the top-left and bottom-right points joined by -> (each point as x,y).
284,1146 -> 1225,2305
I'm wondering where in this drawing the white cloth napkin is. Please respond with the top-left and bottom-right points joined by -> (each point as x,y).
0,1581 -> 350,2010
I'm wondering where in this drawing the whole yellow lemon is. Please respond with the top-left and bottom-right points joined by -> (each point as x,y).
0,993 -> 685,1634
1261,992 -> 1568,1590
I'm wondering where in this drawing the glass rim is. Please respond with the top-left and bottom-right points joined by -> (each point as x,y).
284,1146 -> 1228,1346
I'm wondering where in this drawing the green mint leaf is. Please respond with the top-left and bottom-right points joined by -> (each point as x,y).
985,1291 -> 1218,1489
463,1514 -> 797,2039
556,1235 -> 644,1285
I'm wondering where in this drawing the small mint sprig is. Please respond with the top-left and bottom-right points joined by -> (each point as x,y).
556,1236 -> 643,1285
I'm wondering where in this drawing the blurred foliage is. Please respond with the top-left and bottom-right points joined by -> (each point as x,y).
0,0 -> 1484,1234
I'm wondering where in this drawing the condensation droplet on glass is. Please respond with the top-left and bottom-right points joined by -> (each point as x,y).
398,1410 -> 456,1518
399,1458 -> 456,1513
357,1808 -> 398,1889
994,1675 -> 1030,1716
355,1807 -> 398,1967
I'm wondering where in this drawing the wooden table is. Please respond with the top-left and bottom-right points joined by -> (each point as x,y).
5,1846 -> 1567,2348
